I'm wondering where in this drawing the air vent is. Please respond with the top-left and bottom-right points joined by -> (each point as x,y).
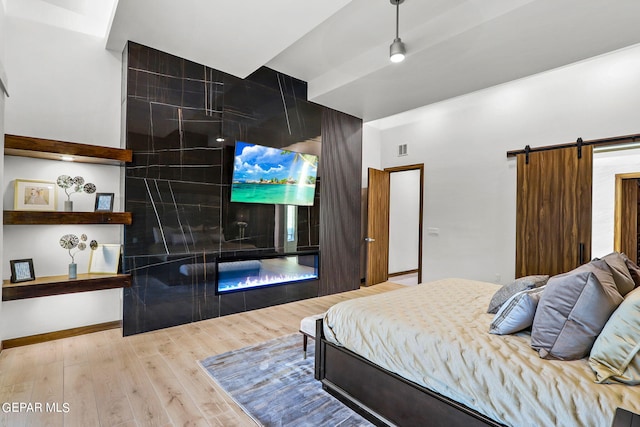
398,143 -> 408,156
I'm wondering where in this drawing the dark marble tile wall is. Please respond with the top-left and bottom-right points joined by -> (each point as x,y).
122,42 -> 322,336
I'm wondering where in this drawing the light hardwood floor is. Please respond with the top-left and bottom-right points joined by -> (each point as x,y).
0,282 -> 402,427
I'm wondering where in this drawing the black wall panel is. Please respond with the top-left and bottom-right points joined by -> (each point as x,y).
319,109 -> 363,296
122,42 -> 361,335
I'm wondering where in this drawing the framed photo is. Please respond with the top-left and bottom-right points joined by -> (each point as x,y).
89,244 -> 121,274
14,179 -> 57,211
94,193 -> 115,212
10,258 -> 35,283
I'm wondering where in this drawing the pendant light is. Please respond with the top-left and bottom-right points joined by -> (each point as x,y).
389,0 -> 406,63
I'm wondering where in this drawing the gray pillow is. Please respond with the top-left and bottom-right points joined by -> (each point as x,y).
531,260 -> 624,360
599,252 -> 635,296
487,275 -> 549,314
490,286 -> 545,335
209,227 -> 226,243
621,253 -> 640,289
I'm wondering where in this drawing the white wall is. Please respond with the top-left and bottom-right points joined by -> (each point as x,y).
1,15 -> 123,340
4,16 -> 121,145
592,148 -> 640,258
0,0 -> 5,81
0,0 -> 6,340
389,169 -> 420,274
1,289 -> 121,340
368,43 -> 640,284
3,158 -> 122,276
362,124 -> 382,187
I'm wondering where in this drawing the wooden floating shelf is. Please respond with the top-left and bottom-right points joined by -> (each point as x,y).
4,134 -> 132,165
2,273 -> 132,301
4,211 -> 132,225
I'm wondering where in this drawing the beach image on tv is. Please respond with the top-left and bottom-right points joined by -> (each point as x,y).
231,141 -> 319,206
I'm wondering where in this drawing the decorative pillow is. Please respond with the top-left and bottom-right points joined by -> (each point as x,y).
589,287 -> 640,385
186,224 -> 205,233
531,259 -> 624,360
599,252 -> 635,296
490,286 -> 545,335
487,275 -> 549,314
209,226 -> 226,243
622,253 -> 640,289
170,228 -> 196,246
152,227 -> 162,244
153,226 -> 179,244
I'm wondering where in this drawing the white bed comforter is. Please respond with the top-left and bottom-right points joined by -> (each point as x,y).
323,278 -> 640,427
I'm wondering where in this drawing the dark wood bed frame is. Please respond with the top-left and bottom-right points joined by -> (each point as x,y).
314,318 -> 640,427
314,318 -> 504,427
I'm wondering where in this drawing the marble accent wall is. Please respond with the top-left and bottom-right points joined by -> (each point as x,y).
122,42 -> 323,335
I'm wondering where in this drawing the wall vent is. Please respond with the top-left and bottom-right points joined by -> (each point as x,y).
398,143 -> 408,156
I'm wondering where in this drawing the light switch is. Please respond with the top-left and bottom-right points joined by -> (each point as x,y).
427,227 -> 440,235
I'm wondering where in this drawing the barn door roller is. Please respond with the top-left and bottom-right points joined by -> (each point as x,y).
577,137 -> 583,159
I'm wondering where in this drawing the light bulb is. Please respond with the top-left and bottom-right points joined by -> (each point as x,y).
389,38 -> 406,63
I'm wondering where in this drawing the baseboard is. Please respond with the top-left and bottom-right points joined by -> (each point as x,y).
388,269 -> 419,277
1,320 -> 121,349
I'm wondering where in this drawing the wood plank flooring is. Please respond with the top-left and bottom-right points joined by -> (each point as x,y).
0,282 -> 402,426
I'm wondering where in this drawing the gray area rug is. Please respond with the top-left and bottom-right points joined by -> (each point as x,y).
199,333 -> 373,426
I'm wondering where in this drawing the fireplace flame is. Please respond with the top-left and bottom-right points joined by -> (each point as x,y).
220,273 -> 318,292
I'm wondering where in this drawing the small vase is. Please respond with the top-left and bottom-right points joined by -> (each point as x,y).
68,263 -> 77,279
64,200 -> 73,212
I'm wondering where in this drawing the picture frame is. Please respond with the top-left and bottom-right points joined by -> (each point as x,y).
88,244 -> 121,274
94,192 -> 115,212
14,179 -> 57,211
9,258 -> 35,283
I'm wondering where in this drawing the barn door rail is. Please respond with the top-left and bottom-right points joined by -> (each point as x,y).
507,132 -> 640,158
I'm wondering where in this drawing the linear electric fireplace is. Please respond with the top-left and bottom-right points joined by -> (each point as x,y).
215,251 -> 319,295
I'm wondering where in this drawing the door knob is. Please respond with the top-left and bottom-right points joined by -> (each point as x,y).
364,237 -> 376,242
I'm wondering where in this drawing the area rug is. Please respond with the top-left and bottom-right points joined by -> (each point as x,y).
199,333 -> 373,426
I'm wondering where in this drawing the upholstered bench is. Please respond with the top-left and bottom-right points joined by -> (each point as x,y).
299,313 -> 325,359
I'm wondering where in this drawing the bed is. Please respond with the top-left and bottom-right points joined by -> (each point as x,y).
314,277 -> 640,427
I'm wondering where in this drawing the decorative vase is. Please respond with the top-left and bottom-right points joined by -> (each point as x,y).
64,200 -> 73,212
68,262 -> 77,279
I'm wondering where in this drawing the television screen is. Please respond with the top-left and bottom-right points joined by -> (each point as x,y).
231,141 -> 319,206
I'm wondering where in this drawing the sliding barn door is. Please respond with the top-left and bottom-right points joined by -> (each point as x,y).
366,168 -> 390,286
516,146 -> 592,277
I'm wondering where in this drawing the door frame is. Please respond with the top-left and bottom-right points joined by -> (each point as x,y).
614,172 -> 640,256
385,164 -> 424,284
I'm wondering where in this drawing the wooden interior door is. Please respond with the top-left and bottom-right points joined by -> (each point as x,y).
366,168 -> 390,286
615,175 -> 640,263
516,146 -> 593,277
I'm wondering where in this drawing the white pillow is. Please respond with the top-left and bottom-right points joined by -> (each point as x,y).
486,275 -> 549,314
589,286 -> 640,384
490,286 -> 545,335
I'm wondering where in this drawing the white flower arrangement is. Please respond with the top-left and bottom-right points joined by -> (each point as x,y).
56,175 -> 97,201
59,233 -> 98,264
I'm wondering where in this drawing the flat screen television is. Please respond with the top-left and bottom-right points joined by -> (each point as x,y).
230,141 -> 319,206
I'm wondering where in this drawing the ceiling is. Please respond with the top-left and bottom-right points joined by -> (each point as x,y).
10,0 -> 640,122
